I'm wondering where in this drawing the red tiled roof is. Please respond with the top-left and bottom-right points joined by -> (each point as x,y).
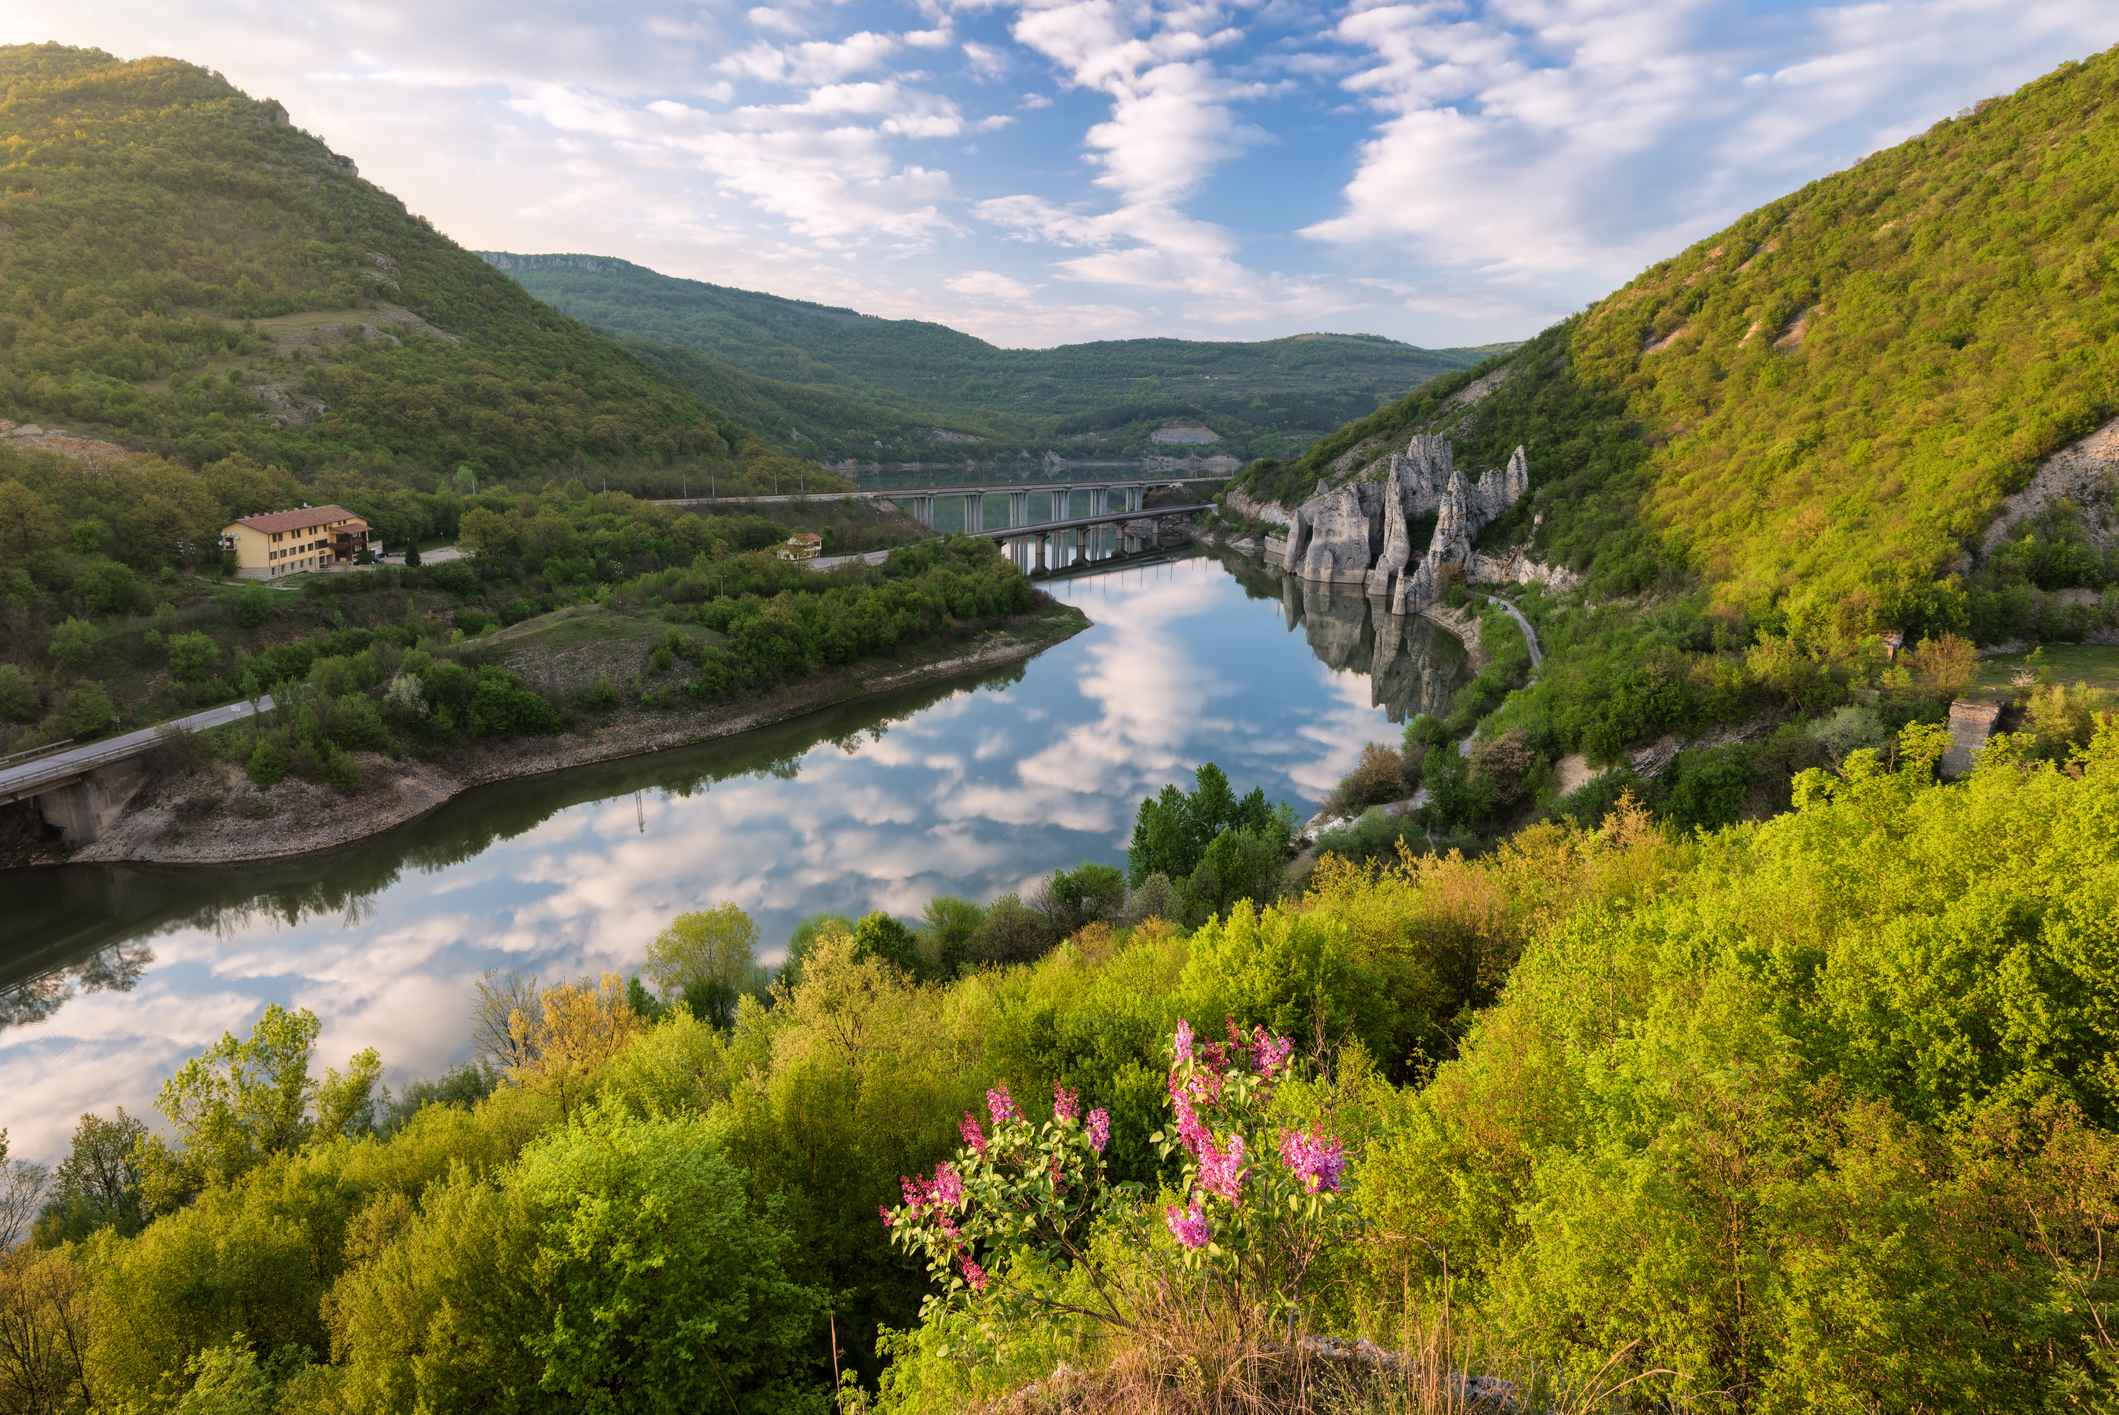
227,505 -> 365,534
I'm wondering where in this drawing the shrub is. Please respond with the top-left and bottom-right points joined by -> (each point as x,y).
68,682 -> 116,737
646,903 -> 759,1028
322,744 -> 361,795
452,607 -> 490,635
235,582 -> 272,628
967,893 -> 1052,965
165,632 -> 219,683
853,910 -> 924,977
246,737 -> 288,787
1327,740 -> 1411,817
0,664 -> 39,721
380,673 -> 428,724
78,560 -> 146,616
920,895 -> 985,976
47,618 -> 97,672
583,674 -> 620,710
1907,631 -> 1979,701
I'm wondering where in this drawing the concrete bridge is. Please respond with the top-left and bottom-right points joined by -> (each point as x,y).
982,503 -> 1216,573
0,696 -> 273,845
655,476 -> 1226,531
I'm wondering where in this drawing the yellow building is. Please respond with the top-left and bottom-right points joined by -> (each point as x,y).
775,532 -> 824,562
221,505 -> 371,580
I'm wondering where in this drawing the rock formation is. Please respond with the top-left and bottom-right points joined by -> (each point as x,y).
1276,436 -> 1531,613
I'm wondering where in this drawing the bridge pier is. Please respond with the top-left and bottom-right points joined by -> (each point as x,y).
1009,490 -> 1030,528
1126,484 -> 1144,513
1035,534 -> 1048,572
33,758 -> 146,845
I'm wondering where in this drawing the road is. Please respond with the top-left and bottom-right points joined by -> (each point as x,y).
0,694 -> 276,805
1482,594 -> 1544,667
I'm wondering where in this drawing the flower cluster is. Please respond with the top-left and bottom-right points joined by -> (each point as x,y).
1277,1126 -> 1347,1195
883,1077 -> 1126,1321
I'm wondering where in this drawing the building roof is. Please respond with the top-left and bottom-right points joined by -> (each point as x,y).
787,532 -> 823,544
225,505 -> 365,535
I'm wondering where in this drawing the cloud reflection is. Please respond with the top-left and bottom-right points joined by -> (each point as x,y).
0,554 -> 1460,1161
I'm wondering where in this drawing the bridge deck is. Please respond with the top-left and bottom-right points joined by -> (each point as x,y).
0,695 -> 275,807
653,476 -> 1226,508
977,504 -> 1214,541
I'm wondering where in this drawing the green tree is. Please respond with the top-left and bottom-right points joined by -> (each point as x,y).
920,895 -> 985,978
245,737 -> 287,787
67,682 -> 115,737
167,631 -> 220,683
509,1107 -> 822,1411
644,903 -> 758,1027
0,481 -> 62,560
234,582 -> 271,628
852,910 -> 922,977
0,664 -> 39,721
77,561 -> 143,616
36,1108 -> 147,1244
46,618 -> 96,672
139,1004 -> 379,1205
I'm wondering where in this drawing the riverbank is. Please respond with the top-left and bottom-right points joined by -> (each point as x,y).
37,602 -> 1091,868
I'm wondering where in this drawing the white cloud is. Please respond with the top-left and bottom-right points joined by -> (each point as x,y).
946,268 -> 1041,297
718,31 -> 904,85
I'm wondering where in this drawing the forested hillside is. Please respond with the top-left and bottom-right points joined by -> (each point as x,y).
0,44 -> 824,489
483,251 -> 1503,465
1242,46 -> 2119,640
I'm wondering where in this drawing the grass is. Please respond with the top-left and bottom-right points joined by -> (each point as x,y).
1972,644 -> 2119,695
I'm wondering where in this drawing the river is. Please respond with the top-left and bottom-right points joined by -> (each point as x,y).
0,549 -> 1469,1163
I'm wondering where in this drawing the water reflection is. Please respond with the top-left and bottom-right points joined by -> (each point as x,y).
0,553 -> 1464,1161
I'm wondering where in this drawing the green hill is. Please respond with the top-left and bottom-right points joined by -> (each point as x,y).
480,251 -> 1504,465
0,44 -> 834,492
1243,46 -> 2119,644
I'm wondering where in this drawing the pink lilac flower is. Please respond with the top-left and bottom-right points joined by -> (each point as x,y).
900,1175 -> 927,1216
960,1254 -> 989,1291
1197,1132 -> 1248,1203
1053,1083 -> 1080,1122
1086,1108 -> 1111,1154
1049,1155 -> 1066,1197
1278,1127 -> 1347,1195
879,1206 -> 894,1228
1254,1032 -> 1294,1077
1165,1202 -> 1211,1250
960,1111 -> 989,1157
1171,1092 -> 1211,1156
931,1162 -> 964,1209
987,1084 -> 1022,1125
1174,1018 -> 1195,1062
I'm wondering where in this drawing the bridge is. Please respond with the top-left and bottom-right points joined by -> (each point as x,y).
978,504 -> 1215,571
0,695 -> 274,845
655,475 -> 1227,532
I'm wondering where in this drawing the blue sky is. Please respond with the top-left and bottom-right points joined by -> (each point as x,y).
16,0 -> 2119,347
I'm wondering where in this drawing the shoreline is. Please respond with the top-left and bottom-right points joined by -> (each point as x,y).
45,608 -> 1090,869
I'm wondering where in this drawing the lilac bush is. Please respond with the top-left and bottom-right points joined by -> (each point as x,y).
882,1021 -> 1357,1338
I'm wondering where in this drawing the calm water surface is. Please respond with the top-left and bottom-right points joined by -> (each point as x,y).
0,550 -> 1467,1162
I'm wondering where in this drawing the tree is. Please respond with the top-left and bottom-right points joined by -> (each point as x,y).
645,903 -> 759,1022
166,631 -> 219,683
509,1108 -> 823,1411
0,482 -> 61,561
852,910 -> 922,977
0,1132 -> 47,1253
245,737 -> 287,787
66,683 -> 114,738
0,666 -> 38,723
235,582 -> 271,628
920,896 -> 985,978
41,1109 -> 147,1242
404,544 -> 421,568
140,1004 -> 378,1205
45,619 -> 96,673
1908,632 -> 1979,702
77,561 -> 143,616
1127,762 -> 1279,885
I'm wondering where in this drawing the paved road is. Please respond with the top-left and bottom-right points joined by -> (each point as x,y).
654,476 -> 1227,508
1482,594 -> 1544,667
0,694 -> 276,803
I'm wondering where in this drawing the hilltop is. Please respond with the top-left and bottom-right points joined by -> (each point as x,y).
0,44 -> 831,493
1241,46 -> 2119,644
481,251 -> 1502,465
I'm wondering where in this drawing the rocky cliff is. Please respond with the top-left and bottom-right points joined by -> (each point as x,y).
1275,436 -> 1531,612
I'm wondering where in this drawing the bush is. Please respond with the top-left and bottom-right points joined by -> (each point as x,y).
968,893 -> 1053,965
322,743 -> 361,795
0,664 -> 39,721
584,674 -> 619,710
166,632 -> 219,683
68,682 -> 116,737
47,618 -> 97,671
78,560 -> 147,616
453,606 -> 490,635
853,910 -> 923,976
246,737 -> 288,787
235,582 -> 272,628
1327,740 -> 1413,817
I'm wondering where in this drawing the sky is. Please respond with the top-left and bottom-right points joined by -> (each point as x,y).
8,1 -> 2119,348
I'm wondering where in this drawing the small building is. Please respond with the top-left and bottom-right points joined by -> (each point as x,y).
221,505 -> 371,580
775,532 -> 824,562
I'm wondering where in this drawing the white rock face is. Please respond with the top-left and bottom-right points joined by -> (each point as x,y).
1277,437 -> 1533,607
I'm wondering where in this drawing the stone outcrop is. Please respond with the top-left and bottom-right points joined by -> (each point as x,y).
1275,436 -> 1533,612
